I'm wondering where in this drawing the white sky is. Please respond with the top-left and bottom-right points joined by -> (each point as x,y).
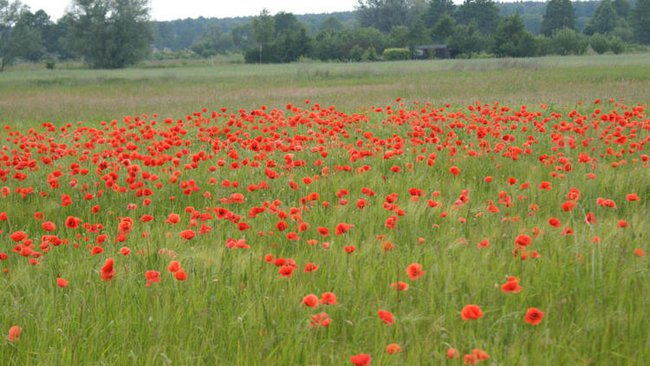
20,0 -> 362,21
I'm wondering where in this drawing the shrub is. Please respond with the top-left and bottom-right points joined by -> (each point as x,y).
590,34 -> 610,54
382,48 -> 410,61
608,36 -> 625,54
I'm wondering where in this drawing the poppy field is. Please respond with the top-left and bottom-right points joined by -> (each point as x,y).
0,92 -> 648,365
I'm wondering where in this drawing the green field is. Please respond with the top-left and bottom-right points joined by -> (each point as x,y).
0,55 -> 648,365
2,54 -> 650,124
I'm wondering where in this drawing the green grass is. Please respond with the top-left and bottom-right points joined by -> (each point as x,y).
0,56 -> 648,365
2,54 -> 650,125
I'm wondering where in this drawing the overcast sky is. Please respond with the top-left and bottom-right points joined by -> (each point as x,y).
20,0 -> 362,21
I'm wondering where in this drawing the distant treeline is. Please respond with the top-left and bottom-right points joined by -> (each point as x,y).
1,0 -> 649,70
151,2 -> 606,52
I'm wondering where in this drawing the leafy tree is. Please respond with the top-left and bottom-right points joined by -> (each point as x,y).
245,11 -> 310,63
311,27 -> 386,61
541,0 -> 575,36
273,12 -> 310,62
584,0 -> 620,35
423,0 -> 455,29
447,22 -> 489,57
231,23 -> 253,52
551,27 -> 588,55
8,9 -> 42,62
455,0 -> 500,35
431,14 -> 455,42
632,0 -> 650,44
190,26 -> 234,57
356,0 -> 414,33
319,16 -> 344,32
613,0 -> 630,19
589,33 -> 610,53
492,14 -> 536,57
608,35 -> 624,53
0,0 -> 26,71
66,0 -> 152,69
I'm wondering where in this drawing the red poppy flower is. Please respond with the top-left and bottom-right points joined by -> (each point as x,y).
9,231 -> 27,242
56,277 -> 69,288
634,248 -> 646,257
501,278 -> 522,293
278,265 -> 294,278
335,222 -> 353,235
406,263 -> 424,281
320,292 -> 337,305
304,262 -> 318,273
174,269 -> 187,281
378,309 -> 395,325
523,307 -> 544,325
385,343 -> 401,354
461,304 -> 484,320
476,239 -> 490,249
309,312 -> 331,328
166,213 -> 180,224
168,260 -> 181,273
317,227 -> 329,236
626,193 -> 640,201
447,348 -> 459,359
302,294 -> 319,308
120,247 -> 131,256
515,234 -> 531,247
42,221 -> 56,231
145,270 -> 161,284
350,353 -> 371,366
390,281 -> 409,291
101,258 -> 115,281
449,166 -> 460,176
180,230 -> 195,240
7,325 -> 21,342
65,216 -> 81,229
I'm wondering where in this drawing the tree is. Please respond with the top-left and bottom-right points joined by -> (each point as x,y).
190,26 -> 234,57
584,0 -> 620,35
423,0 -> 455,29
10,9 -> 54,62
431,14 -> 455,43
613,0 -> 630,19
356,0 -> 414,33
0,0 -> 26,71
492,14 -> 536,57
245,11 -> 310,63
590,33 -> 610,53
541,0 -> 575,36
551,27 -> 588,55
273,12 -> 310,62
319,17 -> 344,32
455,0 -> 500,36
632,0 -> 650,44
447,22 -> 489,57
66,0 -> 152,69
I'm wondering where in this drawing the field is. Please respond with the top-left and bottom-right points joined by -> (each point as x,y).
0,55 -> 648,365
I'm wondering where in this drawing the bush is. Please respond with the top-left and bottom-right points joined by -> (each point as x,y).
551,28 -> 589,55
45,58 -> 56,70
382,48 -> 410,61
609,36 -> 625,54
590,34 -> 610,54
362,47 -> 379,62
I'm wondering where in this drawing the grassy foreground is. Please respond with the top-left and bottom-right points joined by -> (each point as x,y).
0,56 -> 648,365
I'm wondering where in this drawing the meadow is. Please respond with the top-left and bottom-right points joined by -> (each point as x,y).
0,55 -> 648,365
